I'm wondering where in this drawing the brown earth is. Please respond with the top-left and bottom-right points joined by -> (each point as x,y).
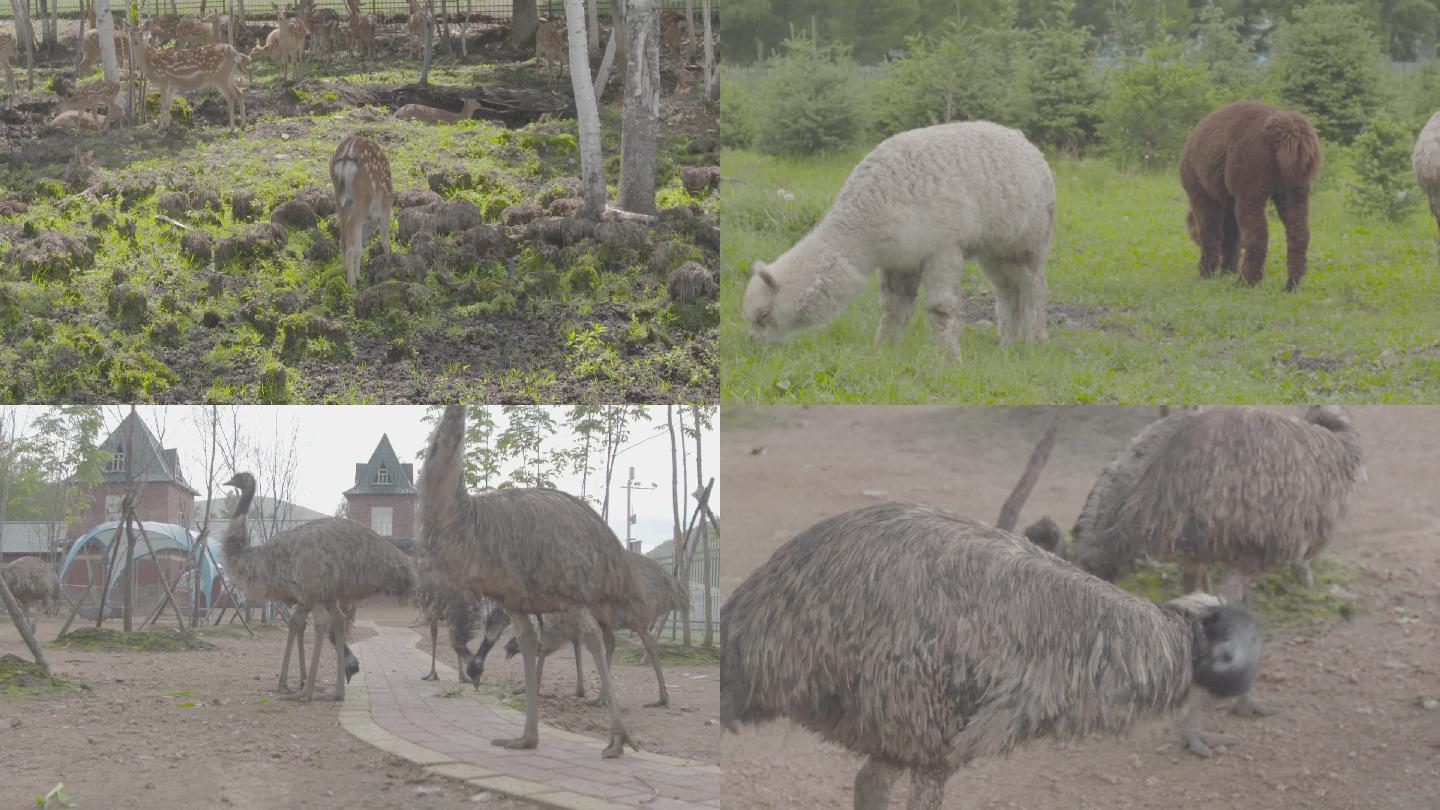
0,598 -> 713,809
720,406 -> 1440,810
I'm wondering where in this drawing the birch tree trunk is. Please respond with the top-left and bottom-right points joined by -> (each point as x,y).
618,0 -> 658,215
94,0 -> 120,84
667,407 -> 680,548
585,0 -> 598,55
8,0 -> 36,90
701,0 -> 714,102
563,0 -> 605,217
684,0 -> 693,59
418,10 -> 434,84
510,0 -> 537,48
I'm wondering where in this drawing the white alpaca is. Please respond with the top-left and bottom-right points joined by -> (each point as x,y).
1413,111 -> 1440,258
742,121 -> 1055,352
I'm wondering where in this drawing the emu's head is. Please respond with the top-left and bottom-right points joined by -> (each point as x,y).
742,253 -> 867,344
465,639 -> 491,688
504,636 -> 520,660
344,646 -> 360,683
223,471 -> 255,492
1022,516 -> 1063,555
1302,405 -> 1353,434
1189,601 -> 1262,699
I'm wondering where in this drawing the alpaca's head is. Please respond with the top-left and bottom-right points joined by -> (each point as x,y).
1188,601 -> 1262,699
743,251 -> 867,343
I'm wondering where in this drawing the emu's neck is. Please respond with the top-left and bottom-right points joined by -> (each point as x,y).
221,483 -> 255,561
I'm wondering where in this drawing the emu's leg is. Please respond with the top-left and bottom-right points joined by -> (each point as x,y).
907,767 -> 951,810
1272,187 -> 1310,291
1234,193 -> 1270,286
278,605 -> 310,693
639,628 -> 669,708
1178,691 -> 1241,758
283,608 -> 329,702
921,248 -> 965,353
875,267 -> 921,347
422,618 -> 439,680
1218,569 -> 1277,717
1219,203 -> 1240,274
1186,194 -> 1226,277
1295,559 -> 1315,589
585,625 -> 617,706
853,758 -> 901,810
578,608 -> 633,758
493,612 -> 541,750
573,636 -> 586,698
328,602 -> 347,702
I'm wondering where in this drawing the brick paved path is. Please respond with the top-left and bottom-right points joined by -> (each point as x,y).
340,621 -> 721,810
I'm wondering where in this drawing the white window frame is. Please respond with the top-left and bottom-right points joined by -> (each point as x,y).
104,495 -> 124,520
371,506 -> 393,537
375,465 -> 390,485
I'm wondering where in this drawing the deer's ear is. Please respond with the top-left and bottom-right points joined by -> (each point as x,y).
752,261 -> 779,291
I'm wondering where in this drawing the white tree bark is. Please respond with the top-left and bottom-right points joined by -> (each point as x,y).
563,0 -> 605,218
701,0 -> 714,102
8,0 -> 35,90
684,0 -> 693,59
619,0 -> 657,215
94,0 -> 120,84
585,0 -> 598,55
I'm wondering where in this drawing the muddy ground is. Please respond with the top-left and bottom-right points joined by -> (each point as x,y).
720,406 -> 1440,809
0,599 -> 717,808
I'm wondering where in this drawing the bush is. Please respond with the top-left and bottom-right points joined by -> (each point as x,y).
1349,116 -> 1418,221
1270,3 -> 1383,144
870,19 -> 1031,139
719,74 -> 757,149
1024,0 -> 1101,154
753,33 -> 869,156
1099,41 -> 1217,169
1189,1 -> 1259,97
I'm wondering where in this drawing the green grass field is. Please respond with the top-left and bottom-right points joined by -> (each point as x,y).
721,147 -> 1440,404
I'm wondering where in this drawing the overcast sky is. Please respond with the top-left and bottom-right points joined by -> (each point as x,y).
4,406 -> 717,553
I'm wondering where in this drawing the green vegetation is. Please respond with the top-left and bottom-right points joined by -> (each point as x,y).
50,627 -> 217,652
613,642 -> 719,667
1115,555 -> 1362,632
0,654 -> 85,698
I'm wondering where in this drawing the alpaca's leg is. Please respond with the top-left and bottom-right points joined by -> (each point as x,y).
1010,254 -> 1049,343
328,602 -> 347,702
1234,193 -> 1270,286
1186,194 -> 1226,277
578,608 -> 633,758
1220,203 -> 1240,274
278,605 -> 309,693
573,636 -> 586,698
854,758 -> 900,810
978,257 -> 1022,346
422,618 -> 439,680
638,629 -> 669,708
920,248 -> 965,353
1429,192 -> 1440,257
875,268 -> 920,347
493,612 -> 541,750
1272,188 -> 1310,291
907,767 -> 951,810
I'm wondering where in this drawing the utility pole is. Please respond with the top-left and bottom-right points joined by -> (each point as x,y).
620,466 -> 656,550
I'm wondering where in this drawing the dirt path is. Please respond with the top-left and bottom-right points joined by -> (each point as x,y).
720,406 -> 1440,809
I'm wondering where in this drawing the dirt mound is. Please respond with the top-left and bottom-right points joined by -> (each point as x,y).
0,654 -> 85,697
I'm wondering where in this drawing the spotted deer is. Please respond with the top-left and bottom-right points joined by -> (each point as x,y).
0,33 -> 15,97
141,14 -> 184,43
660,9 -> 684,53
175,13 -> 224,48
77,29 -> 133,76
55,79 -> 122,131
132,33 -> 250,129
308,8 -> 342,55
535,19 -> 566,80
394,97 -> 479,123
249,24 -> 305,81
405,0 -> 432,59
330,135 -> 394,286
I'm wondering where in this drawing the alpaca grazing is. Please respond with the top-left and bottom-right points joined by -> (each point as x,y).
722,504 -> 1263,809
1029,405 -> 1363,715
414,577 -> 485,687
473,550 -> 687,707
2,557 -> 59,621
742,121 -> 1054,354
1179,101 -> 1322,290
222,472 -> 414,701
418,405 -> 638,758
1412,111 -> 1440,259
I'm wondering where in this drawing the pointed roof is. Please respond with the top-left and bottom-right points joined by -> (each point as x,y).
77,411 -> 199,495
343,434 -> 416,496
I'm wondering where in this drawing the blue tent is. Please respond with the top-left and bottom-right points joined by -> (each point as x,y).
58,521 -> 220,609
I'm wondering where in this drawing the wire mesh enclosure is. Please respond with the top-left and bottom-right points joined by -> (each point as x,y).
0,0 -> 708,21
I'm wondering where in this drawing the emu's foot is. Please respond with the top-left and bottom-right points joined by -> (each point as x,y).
278,690 -> 316,702
421,673 -> 438,681
492,734 -> 539,750
602,730 -> 637,758
1181,728 -> 1241,758
584,696 -> 610,707
1231,694 -> 1277,717
574,687 -> 587,699
643,697 -> 669,708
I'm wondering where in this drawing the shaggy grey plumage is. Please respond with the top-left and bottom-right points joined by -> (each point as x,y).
222,472 -> 414,702
721,503 -> 1263,809
417,405 -> 639,758
1,556 -> 58,620
476,550 -> 687,707
743,121 -> 1054,353
414,574 -> 485,688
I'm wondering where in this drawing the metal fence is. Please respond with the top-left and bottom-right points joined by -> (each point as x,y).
647,543 -> 719,643
0,0 -> 711,21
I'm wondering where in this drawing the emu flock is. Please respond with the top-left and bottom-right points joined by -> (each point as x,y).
216,405 -> 686,760
721,405 -> 1365,809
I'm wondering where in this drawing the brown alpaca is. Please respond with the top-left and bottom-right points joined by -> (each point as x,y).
1178,101 -> 1322,291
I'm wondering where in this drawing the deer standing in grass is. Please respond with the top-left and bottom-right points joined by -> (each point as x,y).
175,13 -> 224,48
131,31 -> 250,129
535,19 -> 566,80
331,135 -> 393,286
77,29 -> 132,75
250,23 -> 305,81
344,0 -> 374,59
0,33 -> 15,99
394,97 -> 479,123
56,79 -> 122,130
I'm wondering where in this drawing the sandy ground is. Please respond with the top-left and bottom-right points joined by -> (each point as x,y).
0,600 -> 540,810
720,406 -> 1440,810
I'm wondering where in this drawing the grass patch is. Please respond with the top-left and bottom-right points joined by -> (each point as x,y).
51,627 -> 217,652
1114,555 -> 1362,632
503,697 -> 525,712
195,623 -> 286,639
439,686 -> 467,698
721,147 -> 1440,403
612,643 -> 719,667
0,654 -> 85,698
